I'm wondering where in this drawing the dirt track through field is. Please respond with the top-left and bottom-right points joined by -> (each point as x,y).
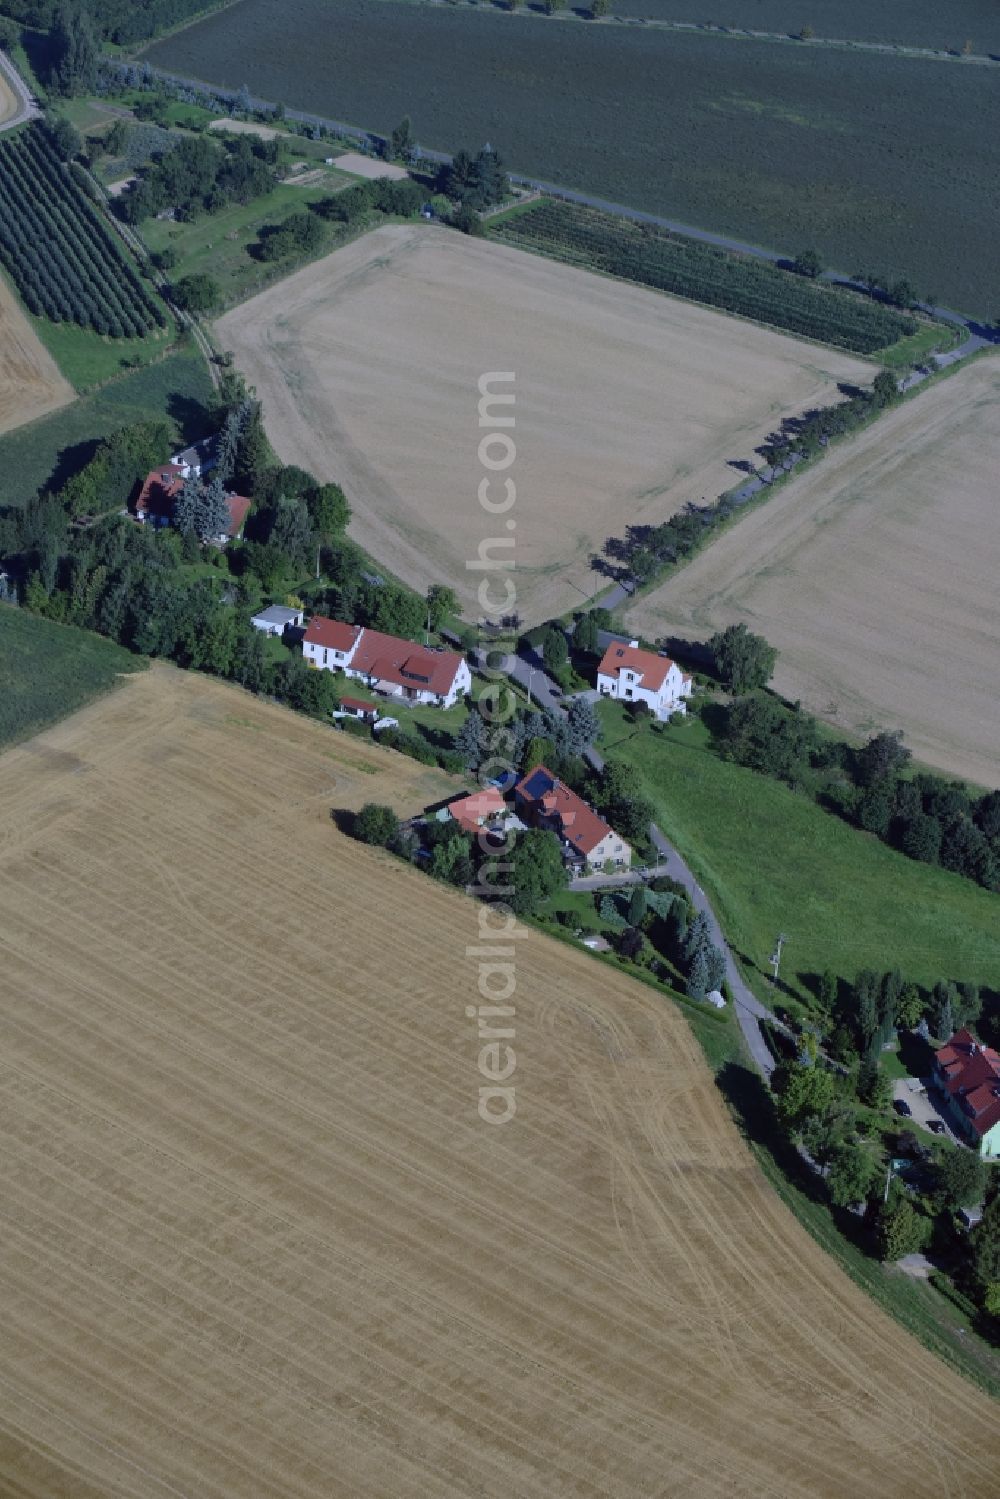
629,357 -> 1000,787
0,665 -> 997,1496
0,274 -> 73,435
215,224 -> 868,625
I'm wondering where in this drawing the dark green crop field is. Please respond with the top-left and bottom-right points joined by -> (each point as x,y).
0,609 -> 145,753
600,0 -> 1000,51
145,0 -> 999,314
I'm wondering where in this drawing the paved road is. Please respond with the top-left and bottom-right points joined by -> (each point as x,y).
481,644 -> 778,1075
0,49 -> 40,135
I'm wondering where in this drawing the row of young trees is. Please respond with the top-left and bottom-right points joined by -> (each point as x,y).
496,200 -> 917,354
0,123 -> 163,336
599,371 -> 902,590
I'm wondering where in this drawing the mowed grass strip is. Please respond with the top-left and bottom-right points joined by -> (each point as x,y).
0,663 -> 998,1496
0,609 -> 145,750
596,703 -> 1000,1003
599,0 -> 1000,49
146,0 -> 1000,313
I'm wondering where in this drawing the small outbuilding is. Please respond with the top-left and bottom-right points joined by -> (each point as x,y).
251,605 -> 305,636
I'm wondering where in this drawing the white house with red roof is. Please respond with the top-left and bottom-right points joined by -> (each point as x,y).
133,465 -> 250,545
934,1028 -> 1000,1159
302,616 -> 471,708
596,639 -> 692,719
515,764 -> 631,871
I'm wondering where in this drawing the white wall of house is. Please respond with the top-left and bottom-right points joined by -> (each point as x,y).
304,639 -> 358,672
597,659 -> 691,719
584,831 -> 631,869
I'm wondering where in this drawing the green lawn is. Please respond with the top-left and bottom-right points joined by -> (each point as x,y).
143,171 -> 353,310
0,347 -> 216,510
596,703 -> 1000,1007
31,313 -> 178,393
0,608 -> 146,751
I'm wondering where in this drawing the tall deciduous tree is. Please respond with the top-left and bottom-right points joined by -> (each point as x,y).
709,623 -> 777,693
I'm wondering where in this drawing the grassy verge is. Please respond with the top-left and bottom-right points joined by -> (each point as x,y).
874,318 -> 961,370
30,313 -> 178,392
0,608 -> 146,751
595,702 -> 1000,1010
143,172 -> 355,309
0,346 -> 216,510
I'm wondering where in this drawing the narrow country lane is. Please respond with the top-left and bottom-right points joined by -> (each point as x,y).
480,645 -> 778,1076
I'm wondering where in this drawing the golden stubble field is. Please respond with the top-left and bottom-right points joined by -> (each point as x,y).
215,224 -> 869,625
629,357 -> 1000,787
1,664 -> 998,1497
0,273 -> 73,435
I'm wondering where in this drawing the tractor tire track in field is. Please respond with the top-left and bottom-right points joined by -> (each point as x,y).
0,666 -> 997,1497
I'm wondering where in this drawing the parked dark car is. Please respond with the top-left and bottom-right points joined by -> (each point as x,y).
927,1119 -> 945,1135
893,1099 -> 912,1117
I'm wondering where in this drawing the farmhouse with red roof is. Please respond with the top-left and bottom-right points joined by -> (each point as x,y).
596,639 -> 692,719
133,465 -> 250,545
515,764 -> 631,871
934,1028 -> 1000,1159
302,616 -> 471,708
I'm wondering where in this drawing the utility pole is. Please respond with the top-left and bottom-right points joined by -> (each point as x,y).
770,932 -> 787,984
315,542 -> 321,581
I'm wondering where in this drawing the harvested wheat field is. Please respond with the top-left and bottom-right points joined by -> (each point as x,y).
215,224 -> 868,624
0,274 -> 73,435
629,357 -> 1000,787
1,664 -> 998,1498
0,67 -> 15,127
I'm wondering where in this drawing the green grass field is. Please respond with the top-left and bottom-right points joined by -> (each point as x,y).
596,703 -> 1000,1006
0,609 -> 146,751
31,313 -> 178,392
145,0 -> 1000,313
0,347 -> 216,509
143,170 -> 353,308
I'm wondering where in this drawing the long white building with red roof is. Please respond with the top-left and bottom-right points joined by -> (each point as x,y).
302,616 -> 471,709
596,639 -> 692,719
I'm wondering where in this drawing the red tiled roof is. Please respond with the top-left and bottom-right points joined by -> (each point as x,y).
134,464 -> 185,519
350,629 -> 465,698
597,641 -> 675,693
936,1030 -> 1000,1137
224,493 -> 251,540
134,468 -> 249,539
304,617 -> 363,653
340,696 -> 377,717
514,765 -> 620,858
447,786 -> 506,834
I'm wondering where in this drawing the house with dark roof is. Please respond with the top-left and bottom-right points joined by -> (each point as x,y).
933,1028 -> 1000,1159
301,616 -> 471,708
596,639 -> 692,719
514,765 -> 631,871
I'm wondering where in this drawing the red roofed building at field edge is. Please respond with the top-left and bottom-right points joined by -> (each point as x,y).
934,1028 -> 1000,1159
596,639 -> 692,719
515,764 -> 631,871
302,616 -> 472,708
